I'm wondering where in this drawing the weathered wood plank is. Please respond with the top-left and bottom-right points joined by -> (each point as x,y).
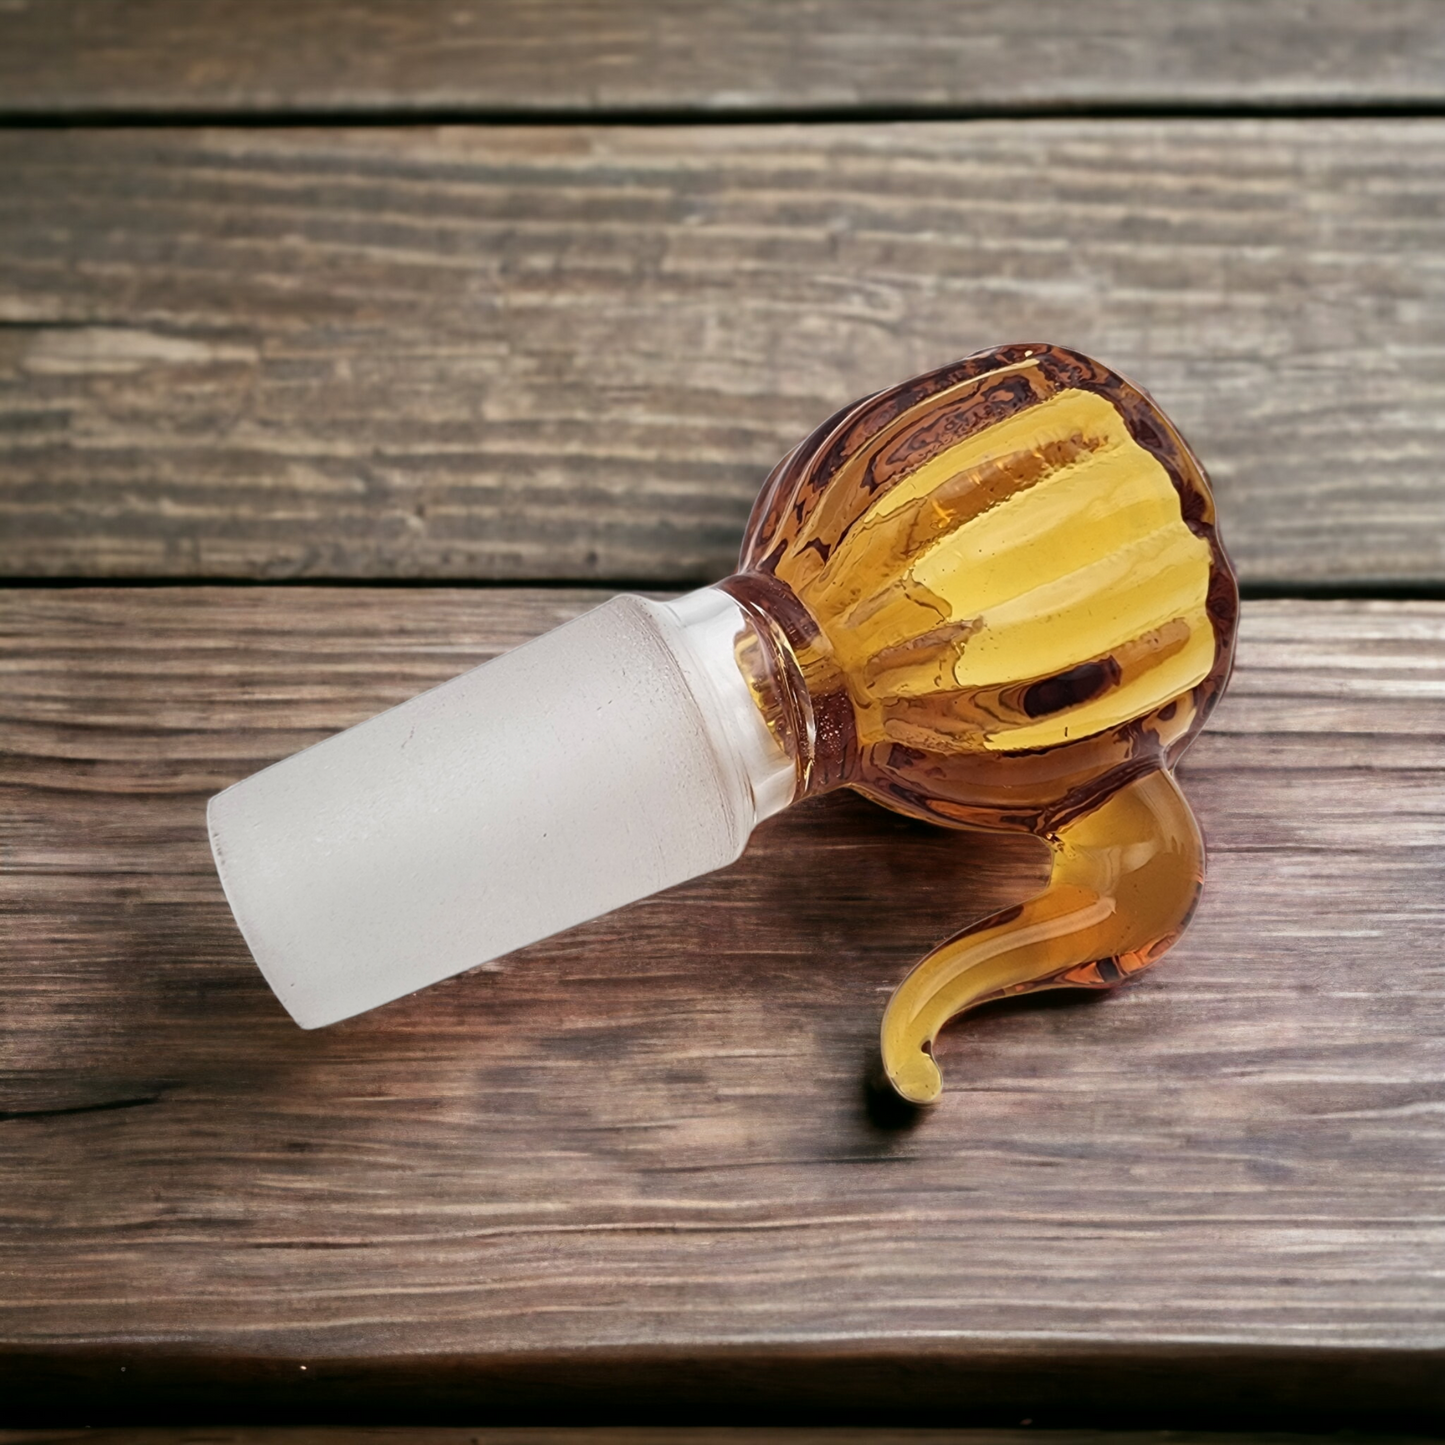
6,122 -> 1445,586
4,1 -> 1445,117
2,589 -> 1444,1425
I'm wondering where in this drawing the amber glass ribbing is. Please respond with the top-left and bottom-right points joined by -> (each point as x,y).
722,343 -> 1237,1103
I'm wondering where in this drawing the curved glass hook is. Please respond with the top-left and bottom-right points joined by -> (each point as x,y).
880,766 -> 1204,1103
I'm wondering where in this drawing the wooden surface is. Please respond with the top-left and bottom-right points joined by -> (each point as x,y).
5,1 -> 1445,118
7,0 -> 1445,1429
3,590 -> 1444,1424
9,121 -> 1445,587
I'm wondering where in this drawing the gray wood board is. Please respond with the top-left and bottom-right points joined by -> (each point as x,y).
5,122 -> 1445,587
2,589 -> 1443,1422
4,1 -> 1445,117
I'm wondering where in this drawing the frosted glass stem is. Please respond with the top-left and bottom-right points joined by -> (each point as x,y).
208,588 -> 793,1029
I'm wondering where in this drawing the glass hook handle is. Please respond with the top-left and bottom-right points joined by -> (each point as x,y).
879,768 -> 1206,1105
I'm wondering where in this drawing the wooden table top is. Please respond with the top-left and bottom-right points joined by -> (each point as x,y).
2,2 -> 1444,1432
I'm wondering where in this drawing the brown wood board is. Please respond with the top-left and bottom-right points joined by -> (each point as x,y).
2,589 -> 1443,1423
4,1 -> 1445,118
6,123 -> 1445,588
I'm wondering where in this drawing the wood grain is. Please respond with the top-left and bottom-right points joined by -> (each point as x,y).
7,122 -> 1445,587
4,1 -> 1445,118
2,589 -> 1444,1424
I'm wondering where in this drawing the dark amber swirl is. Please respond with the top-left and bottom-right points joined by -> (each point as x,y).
722,343 -> 1238,1103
